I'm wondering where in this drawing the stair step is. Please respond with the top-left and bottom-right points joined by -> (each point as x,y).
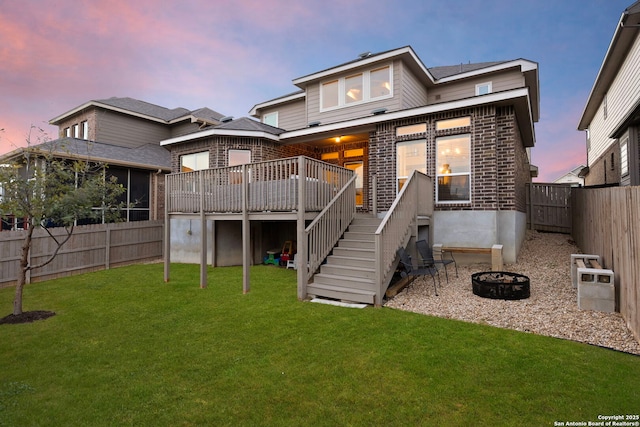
320,264 -> 376,279
326,255 -> 375,268
307,283 -> 376,305
350,218 -> 382,226
338,239 -> 375,249
343,231 -> 375,241
348,224 -> 379,233
332,247 -> 375,259
312,273 -> 375,291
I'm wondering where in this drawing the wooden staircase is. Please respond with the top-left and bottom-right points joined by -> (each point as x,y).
307,215 -> 382,304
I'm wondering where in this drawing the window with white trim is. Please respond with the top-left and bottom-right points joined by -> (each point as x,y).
262,112 -> 278,127
64,127 -> 70,137
73,124 -> 79,138
320,64 -> 392,111
436,134 -> 471,203
476,82 -> 492,95
621,135 -> 629,177
82,121 -> 88,139
396,139 -> 426,192
228,149 -> 251,167
180,151 -> 209,172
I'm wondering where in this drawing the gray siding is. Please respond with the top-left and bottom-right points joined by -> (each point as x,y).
262,99 -> 307,131
428,70 -> 524,104
170,121 -> 203,138
95,110 -> 171,148
398,60 -> 428,109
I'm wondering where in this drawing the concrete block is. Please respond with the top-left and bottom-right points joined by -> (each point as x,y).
491,244 -> 503,271
570,254 -> 601,288
577,267 -> 616,313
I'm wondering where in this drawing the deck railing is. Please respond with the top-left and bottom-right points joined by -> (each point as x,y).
166,156 -> 353,214
374,171 -> 433,305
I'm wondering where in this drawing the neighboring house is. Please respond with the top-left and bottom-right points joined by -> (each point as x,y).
161,46 -> 540,304
0,97 -> 225,230
578,1 -> 640,186
553,165 -> 586,186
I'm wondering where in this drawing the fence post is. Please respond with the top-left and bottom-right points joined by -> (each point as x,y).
105,227 -> 111,269
297,156 -> 307,300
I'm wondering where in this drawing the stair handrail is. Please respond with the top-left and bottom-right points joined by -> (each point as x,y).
374,170 -> 432,305
303,173 -> 357,284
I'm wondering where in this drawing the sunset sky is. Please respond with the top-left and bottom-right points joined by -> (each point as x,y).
0,0 -> 632,181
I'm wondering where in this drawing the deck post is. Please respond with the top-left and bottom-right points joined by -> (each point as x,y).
164,173 -> 170,282
210,220 -> 216,267
200,171 -> 207,288
297,156 -> 307,300
242,165 -> 250,294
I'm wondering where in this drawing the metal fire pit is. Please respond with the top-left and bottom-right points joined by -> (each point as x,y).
471,271 -> 530,300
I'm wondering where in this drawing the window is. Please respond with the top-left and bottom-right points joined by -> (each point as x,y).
396,140 -> 426,191
621,136 -> 629,176
64,127 -> 71,137
73,124 -> 79,138
396,123 -> 427,137
228,149 -> 251,166
436,134 -> 471,203
345,74 -> 363,104
102,167 -> 150,222
476,82 -> 492,95
262,112 -> 278,127
370,66 -> 391,98
436,116 -> 471,130
321,80 -> 339,109
320,64 -> 392,111
180,151 -> 209,172
82,121 -> 88,139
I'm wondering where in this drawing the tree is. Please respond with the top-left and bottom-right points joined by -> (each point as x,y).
0,129 -> 125,317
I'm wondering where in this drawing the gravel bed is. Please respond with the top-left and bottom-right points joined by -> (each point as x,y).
385,231 -> 640,355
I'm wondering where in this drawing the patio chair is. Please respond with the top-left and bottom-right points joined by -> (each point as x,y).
397,247 -> 439,296
286,254 -> 296,270
416,239 -> 458,283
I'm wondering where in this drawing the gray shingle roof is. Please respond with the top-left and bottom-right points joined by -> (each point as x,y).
428,61 -> 511,80
96,97 -> 225,123
32,138 -> 171,169
214,117 -> 286,135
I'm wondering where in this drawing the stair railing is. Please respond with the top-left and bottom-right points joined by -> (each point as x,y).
374,171 -> 433,306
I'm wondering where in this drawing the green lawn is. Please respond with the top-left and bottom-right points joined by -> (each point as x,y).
0,264 -> 638,426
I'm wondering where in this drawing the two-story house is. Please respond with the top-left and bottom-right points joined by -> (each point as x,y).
578,1 -> 640,186
161,46 -> 539,305
0,97 -> 225,230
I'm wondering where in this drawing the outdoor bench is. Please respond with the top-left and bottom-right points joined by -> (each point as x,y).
433,244 -> 503,271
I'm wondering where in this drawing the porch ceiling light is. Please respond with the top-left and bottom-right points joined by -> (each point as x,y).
335,136 -> 341,143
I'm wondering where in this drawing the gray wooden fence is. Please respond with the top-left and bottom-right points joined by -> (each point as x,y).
572,186 -> 640,343
0,220 -> 163,287
527,183 -> 572,233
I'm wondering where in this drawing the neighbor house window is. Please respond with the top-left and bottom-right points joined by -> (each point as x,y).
476,82 -> 492,95
436,116 -> 471,130
621,136 -> 629,176
64,127 -> 71,137
320,64 -> 392,111
436,134 -> 471,203
228,149 -> 251,166
73,124 -> 79,138
82,121 -> 88,139
263,112 -> 278,127
180,151 -> 209,172
396,139 -> 426,192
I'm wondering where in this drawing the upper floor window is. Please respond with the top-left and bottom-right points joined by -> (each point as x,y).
436,134 -> 471,203
73,124 -> 79,138
64,127 -> 71,137
82,121 -> 89,139
320,64 -> 392,111
476,82 -> 492,96
180,151 -> 209,172
262,112 -> 278,127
